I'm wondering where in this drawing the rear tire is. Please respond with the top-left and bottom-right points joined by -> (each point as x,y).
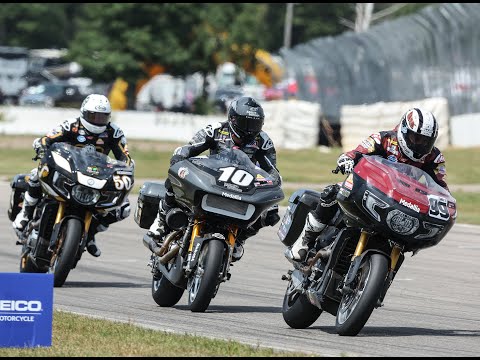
20,250 -> 42,273
282,284 -> 322,329
152,273 -> 185,307
50,218 -> 83,288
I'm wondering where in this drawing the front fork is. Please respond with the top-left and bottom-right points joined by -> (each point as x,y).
49,203 -> 93,261
185,221 -> 238,281
343,229 -> 403,305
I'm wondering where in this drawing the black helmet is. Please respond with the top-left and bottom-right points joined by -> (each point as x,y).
227,96 -> 265,143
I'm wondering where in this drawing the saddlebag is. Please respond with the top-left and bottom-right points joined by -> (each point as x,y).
277,189 -> 322,247
134,181 -> 166,229
7,174 -> 29,222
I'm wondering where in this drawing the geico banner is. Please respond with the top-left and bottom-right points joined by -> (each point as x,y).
0,273 -> 53,347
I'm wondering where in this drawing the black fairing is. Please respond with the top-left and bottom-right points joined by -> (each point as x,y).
168,148 -> 284,228
40,142 -> 134,209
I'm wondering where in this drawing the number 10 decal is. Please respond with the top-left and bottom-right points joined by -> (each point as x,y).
427,195 -> 449,220
218,166 -> 254,186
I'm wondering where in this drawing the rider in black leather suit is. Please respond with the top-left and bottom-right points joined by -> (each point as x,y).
145,96 -> 281,261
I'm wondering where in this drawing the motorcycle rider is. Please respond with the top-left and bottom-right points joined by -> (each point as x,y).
145,95 -> 281,261
287,107 -> 449,262
12,94 -> 134,258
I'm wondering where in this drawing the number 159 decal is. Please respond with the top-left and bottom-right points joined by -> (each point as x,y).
427,195 -> 449,220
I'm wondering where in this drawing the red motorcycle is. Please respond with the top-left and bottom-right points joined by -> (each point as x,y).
278,155 -> 457,336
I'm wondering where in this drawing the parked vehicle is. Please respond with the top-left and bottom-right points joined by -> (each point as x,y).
18,81 -> 86,108
0,46 -> 29,105
8,142 -> 134,287
278,155 -> 457,336
135,148 -> 284,312
212,86 -> 244,114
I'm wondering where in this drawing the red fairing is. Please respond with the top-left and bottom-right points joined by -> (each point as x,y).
354,156 -> 456,218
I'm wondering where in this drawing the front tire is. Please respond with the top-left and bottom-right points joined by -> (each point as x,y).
335,253 -> 388,336
50,218 -> 83,288
282,282 -> 322,329
187,240 -> 225,313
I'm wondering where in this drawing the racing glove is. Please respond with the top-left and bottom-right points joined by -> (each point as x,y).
170,154 -> 186,166
32,138 -> 47,159
336,154 -> 355,175
261,204 -> 280,227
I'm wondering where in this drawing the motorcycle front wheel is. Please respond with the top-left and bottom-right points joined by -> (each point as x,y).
187,240 -> 224,313
282,281 -> 322,329
49,218 -> 83,288
335,253 -> 388,336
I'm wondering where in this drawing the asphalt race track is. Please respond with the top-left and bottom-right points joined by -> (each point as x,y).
1,181 -> 479,357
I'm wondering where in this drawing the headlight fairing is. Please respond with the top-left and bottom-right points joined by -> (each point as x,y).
72,185 -> 101,205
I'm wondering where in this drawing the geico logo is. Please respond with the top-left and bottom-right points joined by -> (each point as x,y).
0,300 -> 43,312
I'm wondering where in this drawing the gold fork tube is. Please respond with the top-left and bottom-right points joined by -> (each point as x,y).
188,221 -> 203,252
228,227 -> 238,247
390,245 -> 402,271
55,202 -> 66,225
84,211 -> 93,234
353,231 -> 370,258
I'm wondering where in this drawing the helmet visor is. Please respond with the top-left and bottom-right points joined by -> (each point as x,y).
235,116 -> 263,135
84,111 -> 110,126
406,129 -> 435,157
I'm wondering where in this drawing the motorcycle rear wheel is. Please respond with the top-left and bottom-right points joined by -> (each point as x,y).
187,240 -> 224,313
49,218 -> 82,288
282,283 -> 322,329
335,253 -> 388,336
19,249 -> 43,273
152,271 -> 185,307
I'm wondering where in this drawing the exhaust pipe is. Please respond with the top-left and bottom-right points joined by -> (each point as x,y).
143,234 -> 161,255
143,230 -> 181,258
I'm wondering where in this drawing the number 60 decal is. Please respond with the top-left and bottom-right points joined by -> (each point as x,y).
427,194 -> 449,220
113,175 -> 133,191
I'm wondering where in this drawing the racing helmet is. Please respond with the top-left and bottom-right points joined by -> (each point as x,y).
227,96 -> 265,143
80,94 -> 112,134
397,108 -> 438,162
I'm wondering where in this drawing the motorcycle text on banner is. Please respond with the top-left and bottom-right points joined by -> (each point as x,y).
134,148 -> 284,312
8,143 -> 134,287
277,155 -> 456,336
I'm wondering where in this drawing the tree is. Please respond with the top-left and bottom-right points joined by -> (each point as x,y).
0,4 -> 81,48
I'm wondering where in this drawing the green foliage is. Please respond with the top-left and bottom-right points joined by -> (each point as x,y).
0,4 -> 82,48
0,4 -> 430,87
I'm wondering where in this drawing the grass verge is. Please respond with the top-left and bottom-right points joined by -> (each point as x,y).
0,310 -> 312,357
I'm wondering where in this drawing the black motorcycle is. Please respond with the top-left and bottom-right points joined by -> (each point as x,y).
8,142 -> 134,287
278,155 -> 457,336
135,148 -> 284,312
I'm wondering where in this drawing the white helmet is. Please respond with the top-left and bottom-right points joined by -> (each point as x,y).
80,94 -> 112,134
397,108 -> 438,162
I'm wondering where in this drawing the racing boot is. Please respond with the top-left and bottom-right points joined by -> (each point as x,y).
86,219 -> 109,257
285,212 -> 327,262
143,199 -> 171,254
12,192 -> 38,232
232,239 -> 245,262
